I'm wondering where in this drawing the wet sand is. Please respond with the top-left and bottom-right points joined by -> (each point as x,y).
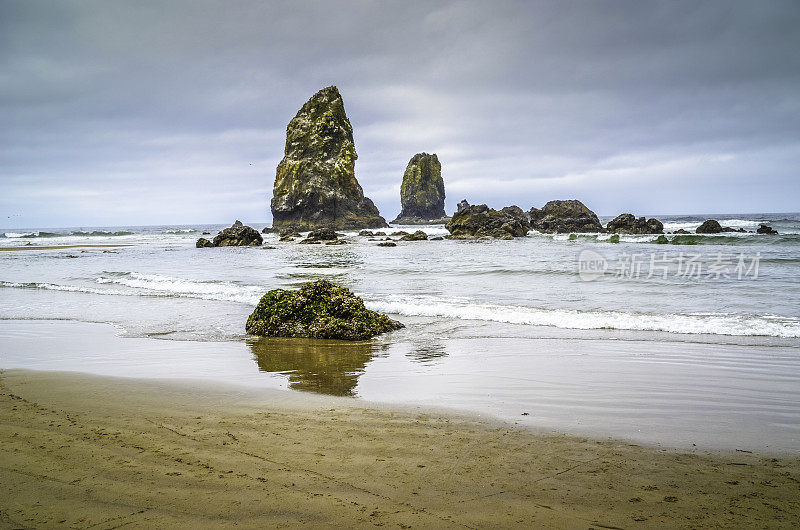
0,244 -> 131,251
1,369 -> 798,528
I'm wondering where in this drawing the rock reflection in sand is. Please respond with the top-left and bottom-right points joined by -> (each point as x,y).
249,337 -> 381,396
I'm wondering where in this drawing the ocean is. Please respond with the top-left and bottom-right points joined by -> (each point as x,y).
2,212 -> 799,451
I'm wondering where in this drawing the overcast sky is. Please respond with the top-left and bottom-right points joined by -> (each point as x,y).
2,1 -> 799,228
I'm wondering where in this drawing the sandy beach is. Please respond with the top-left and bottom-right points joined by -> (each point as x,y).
1,369 -> 798,529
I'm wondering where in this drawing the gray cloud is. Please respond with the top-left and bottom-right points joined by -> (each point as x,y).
1,0 -> 799,227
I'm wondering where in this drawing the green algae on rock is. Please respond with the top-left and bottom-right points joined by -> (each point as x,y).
246,280 -> 403,340
391,153 -> 449,224
270,86 -> 388,231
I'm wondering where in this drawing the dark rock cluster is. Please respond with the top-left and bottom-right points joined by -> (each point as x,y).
445,201 -> 529,239
197,221 -> 263,248
606,214 -> 664,234
528,200 -> 604,233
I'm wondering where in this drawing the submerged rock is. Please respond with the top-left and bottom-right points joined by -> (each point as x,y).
606,214 -> 664,234
245,280 -> 403,340
391,153 -> 449,224
197,221 -> 262,248
757,224 -> 778,235
528,200 -> 604,233
445,201 -> 530,239
270,86 -> 388,230
695,219 -> 723,234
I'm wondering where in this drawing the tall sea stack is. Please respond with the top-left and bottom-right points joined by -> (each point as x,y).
270,86 -> 388,230
391,153 -> 448,224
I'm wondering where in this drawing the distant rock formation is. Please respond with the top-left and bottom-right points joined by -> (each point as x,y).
245,280 -> 403,340
270,86 -> 388,231
197,221 -> 263,247
445,201 -> 530,239
391,153 -> 449,224
606,213 -> 664,234
696,219 -> 723,234
528,200 -> 604,233
757,224 -> 778,235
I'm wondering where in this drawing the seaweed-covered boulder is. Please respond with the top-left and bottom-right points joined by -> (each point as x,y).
305,228 -> 340,241
696,219 -> 723,234
757,224 -> 778,235
270,86 -> 388,231
202,221 -> 263,247
399,230 -> 428,241
528,200 -> 604,233
445,202 -> 530,239
246,280 -> 403,340
196,237 -> 213,248
606,213 -> 664,234
391,153 -> 449,224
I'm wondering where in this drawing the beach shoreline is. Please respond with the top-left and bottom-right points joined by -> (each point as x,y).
1,368 -> 798,528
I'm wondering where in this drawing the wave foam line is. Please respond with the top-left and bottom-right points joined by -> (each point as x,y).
366,299 -> 800,338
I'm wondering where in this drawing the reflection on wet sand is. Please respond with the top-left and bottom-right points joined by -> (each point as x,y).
249,337 -> 380,396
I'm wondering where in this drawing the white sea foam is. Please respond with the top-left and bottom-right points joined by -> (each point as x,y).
95,272 -> 264,304
366,297 -> 800,338
3,274 -> 799,338
3,232 -> 37,238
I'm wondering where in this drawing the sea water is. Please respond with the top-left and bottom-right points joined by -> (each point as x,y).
1,213 -> 799,450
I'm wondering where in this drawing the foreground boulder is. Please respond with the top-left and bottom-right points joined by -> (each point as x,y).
197,221 -> 263,247
528,200 -> 604,233
445,201 -> 530,239
391,153 -> 449,224
246,280 -> 404,340
271,86 -> 388,231
606,214 -> 664,234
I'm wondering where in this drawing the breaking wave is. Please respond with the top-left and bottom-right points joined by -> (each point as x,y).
2,274 -> 798,338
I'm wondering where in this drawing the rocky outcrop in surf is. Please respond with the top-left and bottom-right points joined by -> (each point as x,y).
695,219 -> 723,234
445,201 -> 530,239
391,153 -> 449,225
528,200 -> 604,233
270,86 -> 388,231
757,224 -> 778,235
245,280 -> 404,340
197,221 -> 263,247
606,213 -> 664,234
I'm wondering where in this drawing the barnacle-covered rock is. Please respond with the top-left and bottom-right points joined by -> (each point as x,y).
245,280 -> 404,340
